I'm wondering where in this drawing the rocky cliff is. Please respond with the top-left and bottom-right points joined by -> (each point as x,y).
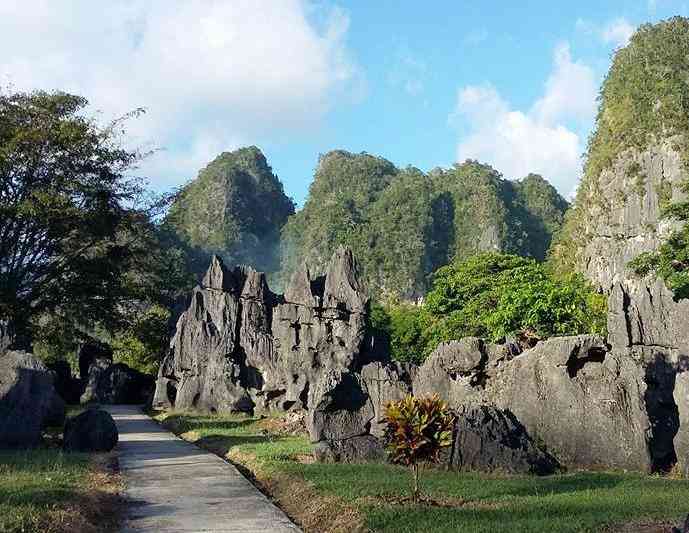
550,17 -> 689,475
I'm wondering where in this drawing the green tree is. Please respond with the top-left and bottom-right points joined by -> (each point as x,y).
372,253 -> 607,363
0,90 -> 154,347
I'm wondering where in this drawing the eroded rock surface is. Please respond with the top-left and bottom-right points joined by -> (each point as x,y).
81,358 -> 154,405
415,335 -> 651,470
0,350 -> 65,447
155,247 -> 373,418
451,405 -> 559,475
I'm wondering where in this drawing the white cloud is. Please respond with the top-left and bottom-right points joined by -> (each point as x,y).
0,0 -> 360,188
532,43 -> 598,125
602,18 -> 635,48
452,43 -> 598,196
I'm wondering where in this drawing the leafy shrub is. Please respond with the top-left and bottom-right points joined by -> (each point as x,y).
372,253 -> 607,363
111,305 -> 171,374
382,394 -> 455,503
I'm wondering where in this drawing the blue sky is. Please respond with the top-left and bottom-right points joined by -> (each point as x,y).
2,0 -> 687,204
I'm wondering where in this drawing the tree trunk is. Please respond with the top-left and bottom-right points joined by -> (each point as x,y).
412,463 -> 420,504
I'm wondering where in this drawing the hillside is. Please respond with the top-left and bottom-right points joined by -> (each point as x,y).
550,17 -> 689,286
281,152 -> 569,299
164,147 -> 295,276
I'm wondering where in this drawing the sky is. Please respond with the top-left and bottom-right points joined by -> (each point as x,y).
1,0 -> 687,204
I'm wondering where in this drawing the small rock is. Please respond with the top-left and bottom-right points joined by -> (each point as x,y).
63,408 -> 118,452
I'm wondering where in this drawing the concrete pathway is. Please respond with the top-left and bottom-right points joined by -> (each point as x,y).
107,405 -> 301,533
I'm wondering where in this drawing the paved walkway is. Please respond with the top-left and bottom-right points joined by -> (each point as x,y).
107,405 -> 301,533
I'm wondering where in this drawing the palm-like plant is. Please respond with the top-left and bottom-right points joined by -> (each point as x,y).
382,394 -> 455,503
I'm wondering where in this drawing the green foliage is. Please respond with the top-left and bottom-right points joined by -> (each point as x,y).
374,253 -> 607,363
165,147 -> 295,279
369,302 -> 431,364
630,180 -> 689,299
552,17 -> 689,274
383,394 -> 455,503
0,90 -> 161,347
282,153 -> 568,300
111,304 -> 171,374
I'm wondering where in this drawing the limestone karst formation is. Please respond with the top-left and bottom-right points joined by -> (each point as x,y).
153,244 -> 689,473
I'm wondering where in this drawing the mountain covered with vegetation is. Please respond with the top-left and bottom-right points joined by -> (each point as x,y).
550,16 -> 689,289
281,151 -> 568,299
164,146 -> 295,277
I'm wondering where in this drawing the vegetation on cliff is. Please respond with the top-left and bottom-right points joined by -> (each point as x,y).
631,179 -> 689,299
371,253 -> 607,364
165,147 -> 295,277
551,16 -> 689,276
282,152 -> 568,299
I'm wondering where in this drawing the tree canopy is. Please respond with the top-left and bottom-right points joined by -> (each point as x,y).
371,253 -> 607,364
0,91 -> 147,344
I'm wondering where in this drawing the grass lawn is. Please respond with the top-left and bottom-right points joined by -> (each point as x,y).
154,410 -> 689,533
0,408 -> 123,533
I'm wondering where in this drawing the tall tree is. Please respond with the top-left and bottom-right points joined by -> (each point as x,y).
0,90 -> 155,347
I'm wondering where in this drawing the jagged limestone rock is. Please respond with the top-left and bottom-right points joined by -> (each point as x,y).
414,335 -> 651,470
154,247 -> 372,418
80,358 -> 154,405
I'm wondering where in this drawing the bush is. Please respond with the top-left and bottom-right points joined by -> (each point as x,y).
372,253 -> 607,363
111,305 -> 170,374
383,394 -> 455,503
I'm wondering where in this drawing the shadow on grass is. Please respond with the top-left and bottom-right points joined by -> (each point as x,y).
162,414 -> 258,434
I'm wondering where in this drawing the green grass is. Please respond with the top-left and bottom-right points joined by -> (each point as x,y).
0,449 -> 91,532
154,410 -> 689,533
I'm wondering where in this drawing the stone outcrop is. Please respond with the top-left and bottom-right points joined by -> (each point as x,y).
81,358 -> 154,405
415,335 -> 651,470
0,350 -> 65,447
450,405 -> 559,475
47,359 -> 83,405
78,340 -> 113,380
155,247 -> 374,417
558,138 -> 689,473
64,408 -> 118,452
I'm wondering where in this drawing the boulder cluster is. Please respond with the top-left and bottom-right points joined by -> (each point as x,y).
153,245 -> 689,474
1,338 -> 151,449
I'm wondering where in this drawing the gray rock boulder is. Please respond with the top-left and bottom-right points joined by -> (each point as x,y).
47,359 -> 83,405
81,358 -> 154,405
415,335 -> 651,470
0,350 -> 65,447
313,435 -> 385,463
63,408 -> 118,452
78,340 -> 113,380
450,405 -> 559,475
